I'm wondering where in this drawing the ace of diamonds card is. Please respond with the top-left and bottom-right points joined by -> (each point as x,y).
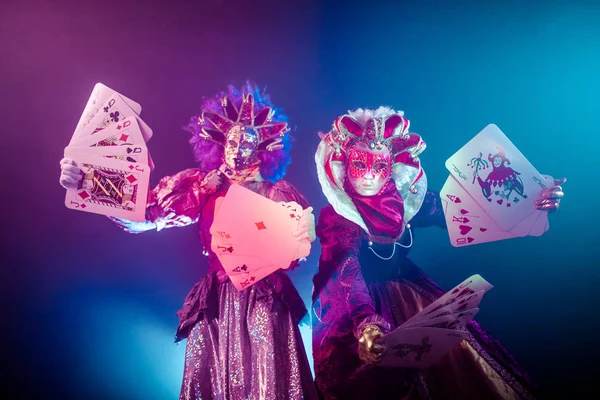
210,184 -> 302,269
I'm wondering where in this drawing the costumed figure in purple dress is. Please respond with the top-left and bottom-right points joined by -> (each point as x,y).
311,106 -> 565,400
60,82 -> 319,400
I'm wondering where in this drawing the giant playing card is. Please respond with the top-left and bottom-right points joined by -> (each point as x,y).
64,154 -> 150,221
445,124 -> 547,231
380,275 -> 491,368
380,327 -> 470,369
64,84 -> 154,220
71,93 -> 153,144
441,124 -> 556,246
210,184 -> 305,289
403,275 -> 493,326
71,82 -> 142,144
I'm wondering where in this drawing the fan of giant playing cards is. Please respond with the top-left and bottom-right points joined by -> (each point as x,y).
210,184 -> 311,291
64,83 -> 153,222
379,274 -> 492,369
441,124 -> 555,247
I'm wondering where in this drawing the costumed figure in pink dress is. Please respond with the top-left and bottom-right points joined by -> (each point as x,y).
60,82 -> 319,400
311,106 -> 565,400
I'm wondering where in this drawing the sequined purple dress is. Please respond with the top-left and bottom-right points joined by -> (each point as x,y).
311,190 -> 537,400
115,168 -> 318,400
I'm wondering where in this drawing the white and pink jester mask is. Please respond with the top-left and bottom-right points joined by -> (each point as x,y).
315,107 -> 429,241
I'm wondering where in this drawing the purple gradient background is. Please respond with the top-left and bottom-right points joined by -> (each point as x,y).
2,0 -> 599,399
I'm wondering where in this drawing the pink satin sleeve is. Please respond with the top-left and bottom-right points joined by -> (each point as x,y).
111,168 -> 207,233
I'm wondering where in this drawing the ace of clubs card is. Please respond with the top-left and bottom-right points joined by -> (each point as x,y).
219,254 -> 280,291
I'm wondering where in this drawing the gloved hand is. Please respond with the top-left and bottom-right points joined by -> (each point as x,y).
200,169 -> 224,194
535,177 -> 566,212
292,206 -> 316,243
358,324 -> 387,364
59,158 -> 82,189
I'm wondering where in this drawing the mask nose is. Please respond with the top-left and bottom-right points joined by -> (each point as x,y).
364,170 -> 374,181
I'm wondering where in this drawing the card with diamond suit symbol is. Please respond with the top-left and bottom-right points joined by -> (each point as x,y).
209,184 -> 303,286
64,153 -> 150,222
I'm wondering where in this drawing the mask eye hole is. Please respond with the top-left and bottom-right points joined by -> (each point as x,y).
227,140 -> 238,147
352,160 -> 366,170
373,162 -> 387,172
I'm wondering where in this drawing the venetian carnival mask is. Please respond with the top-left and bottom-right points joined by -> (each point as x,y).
316,107 -> 429,242
346,141 -> 392,196
223,124 -> 260,172
319,110 -> 427,198
196,92 -> 290,182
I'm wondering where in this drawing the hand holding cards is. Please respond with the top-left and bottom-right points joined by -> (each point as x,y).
64,83 -> 153,222
442,124 -> 553,247
379,274 -> 492,369
210,184 -> 311,291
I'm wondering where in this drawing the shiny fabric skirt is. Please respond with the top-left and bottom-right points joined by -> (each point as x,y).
313,261 -> 537,400
178,274 -> 318,400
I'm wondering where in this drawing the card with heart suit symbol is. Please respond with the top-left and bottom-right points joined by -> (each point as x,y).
380,274 -> 492,368
441,124 -> 554,247
441,175 -> 517,247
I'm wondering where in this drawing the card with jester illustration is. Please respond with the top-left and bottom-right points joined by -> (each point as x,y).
445,124 -> 548,231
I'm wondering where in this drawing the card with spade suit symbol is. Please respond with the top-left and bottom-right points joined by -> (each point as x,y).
71,82 -> 142,144
64,83 -> 155,220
